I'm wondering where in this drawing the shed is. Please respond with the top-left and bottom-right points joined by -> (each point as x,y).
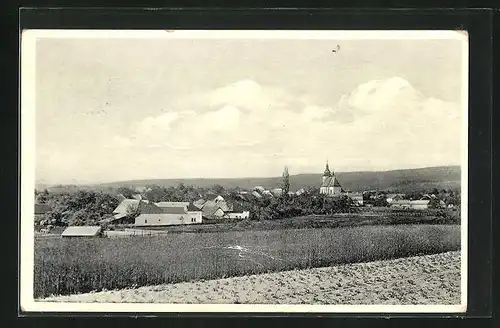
61,226 -> 102,238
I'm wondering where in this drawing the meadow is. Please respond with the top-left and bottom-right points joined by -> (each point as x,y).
34,224 -> 460,299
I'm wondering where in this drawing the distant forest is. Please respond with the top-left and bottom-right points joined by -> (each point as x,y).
37,165 -> 461,195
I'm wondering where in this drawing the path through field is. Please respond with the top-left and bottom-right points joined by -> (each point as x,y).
41,251 -> 461,305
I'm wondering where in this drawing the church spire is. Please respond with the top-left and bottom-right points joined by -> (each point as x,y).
323,161 -> 331,177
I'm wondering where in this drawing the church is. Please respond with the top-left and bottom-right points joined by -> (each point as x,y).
320,162 -> 344,196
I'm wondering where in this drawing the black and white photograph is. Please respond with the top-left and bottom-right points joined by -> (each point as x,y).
20,30 -> 468,313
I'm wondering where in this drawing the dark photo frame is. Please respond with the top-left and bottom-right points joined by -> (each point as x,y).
13,7 -> 494,322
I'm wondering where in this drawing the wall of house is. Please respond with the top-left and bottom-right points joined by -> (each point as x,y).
135,213 -> 203,226
213,208 -> 225,218
187,211 -> 203,223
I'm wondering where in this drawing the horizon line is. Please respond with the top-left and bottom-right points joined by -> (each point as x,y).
35,164 -> 461,187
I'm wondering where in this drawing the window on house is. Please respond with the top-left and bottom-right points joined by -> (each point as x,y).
145,219 -> 147,223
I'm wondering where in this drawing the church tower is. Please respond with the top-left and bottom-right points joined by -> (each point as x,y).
320,161 -> 343,196
322,161 -> 331,184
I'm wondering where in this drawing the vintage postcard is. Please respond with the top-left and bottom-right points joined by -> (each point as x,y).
20,30 -> 468,313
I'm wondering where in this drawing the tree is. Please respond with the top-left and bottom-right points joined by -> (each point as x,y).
213,184 -> 225,195
281,166 -> 290,197
35,189 -> 50,204
116,187 -> 135,199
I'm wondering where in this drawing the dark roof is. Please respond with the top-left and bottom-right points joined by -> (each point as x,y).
230,203 -> 247,213
113,199 -> 141,214
162,206 -> 187,214
139,202 -> 165,214
321,176 -> 342,188
35,203 -> 51,215
186,203 -> 202,212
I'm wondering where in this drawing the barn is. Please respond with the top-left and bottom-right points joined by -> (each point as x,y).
134,202 -> 203,226
61,226 -> 102,238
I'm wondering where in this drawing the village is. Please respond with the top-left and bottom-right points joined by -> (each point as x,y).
34,162 -> 458,238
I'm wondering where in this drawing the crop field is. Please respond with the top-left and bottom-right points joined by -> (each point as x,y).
34,224 -> 460,299
43,251 -> 461,304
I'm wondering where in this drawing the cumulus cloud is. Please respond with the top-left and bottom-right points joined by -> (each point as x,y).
97,77 -> 462,179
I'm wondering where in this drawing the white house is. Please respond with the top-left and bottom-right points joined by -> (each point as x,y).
254,186 -> 265,193
390,200 -> 411,208
223,203 -> 250,220
262,190 -> 274,197
347,192 -> 364,206
409,199 -> 431,210
135,203 -> 203,226
319,162 -> 343,196
295,188 -> 306,196
271,188 -> 283,197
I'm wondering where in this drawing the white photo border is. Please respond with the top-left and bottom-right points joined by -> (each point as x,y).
20,29 -> 469,313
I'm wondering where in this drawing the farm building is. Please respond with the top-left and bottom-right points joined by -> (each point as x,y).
251,191 -> 262,198
347,193 -> 364,206
386,194 -> 406,203
213,195 -> 225,203
410,198 -> 446,209
262,190 -> 274,197
61,226 -> 102,238
296,188 -> 306,196
108,199 -> 144,224
271,188 -> 283,197
320,162 -> 344,197
409,200 -> 431,210
193,199 -> 206,209
223,203 -> 250,220
135,202 -> 203,226
201,201 -> 226,219
254,186 -> 265,193
390,200 -> 411,208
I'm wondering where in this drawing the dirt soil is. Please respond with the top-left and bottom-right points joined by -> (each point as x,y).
41,251 -> 461,305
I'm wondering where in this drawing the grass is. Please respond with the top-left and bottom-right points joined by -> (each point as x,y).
113,208 -> 460,234
34,224 -> 460,299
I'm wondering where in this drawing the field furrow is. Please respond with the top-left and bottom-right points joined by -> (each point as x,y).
42,251 -> 461,305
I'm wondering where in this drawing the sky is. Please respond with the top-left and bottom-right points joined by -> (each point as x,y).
33,32 -> 466,185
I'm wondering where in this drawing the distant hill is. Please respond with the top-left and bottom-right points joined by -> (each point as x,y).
38,166 -> 461,194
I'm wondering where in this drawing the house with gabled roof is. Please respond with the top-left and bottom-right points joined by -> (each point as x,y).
223,203 -> 250,220
134,202 -> 202,226
386,193 -> 406,203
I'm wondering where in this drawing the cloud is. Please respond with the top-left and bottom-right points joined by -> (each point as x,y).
50,77 -> 461,182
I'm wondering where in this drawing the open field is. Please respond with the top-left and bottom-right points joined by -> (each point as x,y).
42,251 -> 461,304
35,224 -> 460,299
110,208 -> 460,234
